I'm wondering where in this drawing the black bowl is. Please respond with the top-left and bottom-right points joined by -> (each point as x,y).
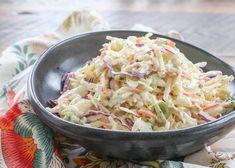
28,30 -> 235,160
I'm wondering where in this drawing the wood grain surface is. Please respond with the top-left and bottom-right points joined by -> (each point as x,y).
1,0 -> 235,152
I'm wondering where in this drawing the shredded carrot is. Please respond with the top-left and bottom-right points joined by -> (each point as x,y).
137,109 -> 156,118
202,103 -> 220,111
183,71 -> 190,76
166,69 -> 173,75
129,87 -> 143,94
151,67 -> 160,72
203,76 -> 210,81
102,122 -> 110,129
102,87 -> 111,94
181,71 -> 191,80
167,40 -> 176,48
183,92 -> 197,98
114,80 -> 121,89
62,98 -> 70,104
178,111 -> 184,121
191,113 -> 201,120
181,74 -> 190,79
135,38 -> 141,43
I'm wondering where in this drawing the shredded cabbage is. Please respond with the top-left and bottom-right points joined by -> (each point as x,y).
47,34 -> 235,131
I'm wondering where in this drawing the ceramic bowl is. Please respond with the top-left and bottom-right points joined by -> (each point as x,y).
28,30 -> 235,160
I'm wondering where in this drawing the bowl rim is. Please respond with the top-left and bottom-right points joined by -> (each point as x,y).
28,29 -> 235,136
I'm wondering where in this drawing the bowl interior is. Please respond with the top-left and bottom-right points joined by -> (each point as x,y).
32,30 -> 235,110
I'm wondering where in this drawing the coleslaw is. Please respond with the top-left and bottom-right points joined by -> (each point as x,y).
47,33 -> 235,131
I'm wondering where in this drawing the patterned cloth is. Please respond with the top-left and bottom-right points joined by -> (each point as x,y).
0,9 -> 235,168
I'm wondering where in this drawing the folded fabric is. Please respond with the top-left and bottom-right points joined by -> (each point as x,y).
0,9 -> 234,168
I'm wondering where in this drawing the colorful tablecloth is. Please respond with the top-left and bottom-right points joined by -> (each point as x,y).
0,9 -> 234,168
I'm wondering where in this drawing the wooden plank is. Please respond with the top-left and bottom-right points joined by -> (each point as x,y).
1,10 -> 235,59
1,0 -> 235,13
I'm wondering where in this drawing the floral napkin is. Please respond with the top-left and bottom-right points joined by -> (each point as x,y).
0,9 -> 234,168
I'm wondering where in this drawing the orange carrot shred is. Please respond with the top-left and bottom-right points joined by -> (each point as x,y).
202,103 -> 220,111
129,87 -> 143,94
114,80 -> 121,88
167,40 -> 176,48
137,109 -> 156,118
102,123 -> 110,129
135,38 -> 141,43
181,71 -> 191,80
183,92 -> 197,98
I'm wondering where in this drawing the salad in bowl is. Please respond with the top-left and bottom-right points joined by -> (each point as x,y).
47,33 -> 235,132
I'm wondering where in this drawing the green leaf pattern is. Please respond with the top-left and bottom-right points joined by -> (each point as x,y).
0,86 -> 7,99
63,16 -> 72,31
62,12 -> 81,31
82,153 -> 124,168
13,44 -> 36,75
14,112 -> 54,168
0,78 -> 20,101
34,150 -> 48,168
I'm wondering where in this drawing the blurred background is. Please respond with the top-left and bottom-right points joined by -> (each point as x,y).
1,0 -> 235,65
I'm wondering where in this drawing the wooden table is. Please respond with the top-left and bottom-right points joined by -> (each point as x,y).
1,0 -> 235,152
